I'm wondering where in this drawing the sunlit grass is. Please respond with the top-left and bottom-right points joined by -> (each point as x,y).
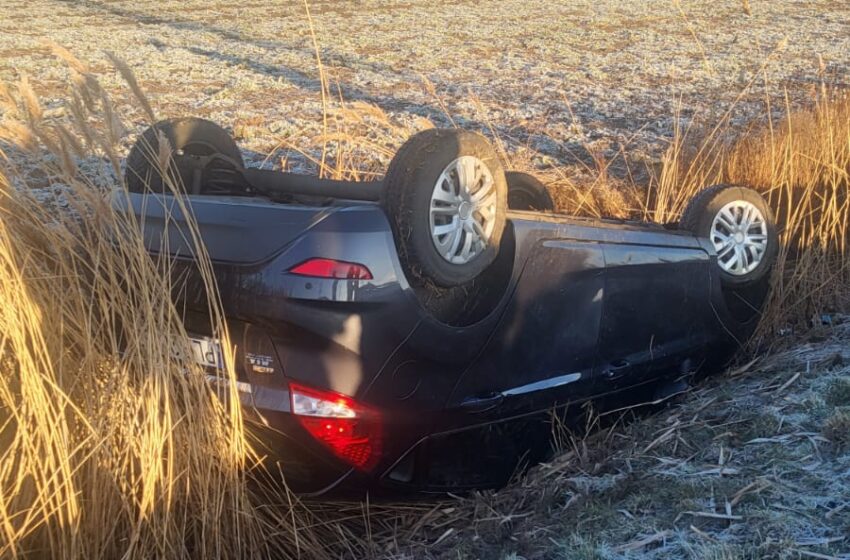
0,54 -> 316,559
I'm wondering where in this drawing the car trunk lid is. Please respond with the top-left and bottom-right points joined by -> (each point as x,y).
113,191 -> 338,265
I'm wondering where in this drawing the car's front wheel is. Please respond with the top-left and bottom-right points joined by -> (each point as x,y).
680,184 -> 778,287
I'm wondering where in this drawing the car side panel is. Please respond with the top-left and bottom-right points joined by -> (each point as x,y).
446,215 -> 708,417
597,241 -> 714,389
446,227 -> 606,415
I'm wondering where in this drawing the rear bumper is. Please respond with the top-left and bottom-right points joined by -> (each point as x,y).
228,379 -> 430,496
233,379 -> 556,497
240,390 -> 435,497
243,408 -> 355,496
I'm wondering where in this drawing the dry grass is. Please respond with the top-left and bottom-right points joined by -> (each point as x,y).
0,57 -> 331,559
647,89 -> 850,345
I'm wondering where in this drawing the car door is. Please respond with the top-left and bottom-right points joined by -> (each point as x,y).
446,226 -> 605,417
597,233 -> 714,391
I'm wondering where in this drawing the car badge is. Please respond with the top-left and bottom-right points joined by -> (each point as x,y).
246,353 -> 275,374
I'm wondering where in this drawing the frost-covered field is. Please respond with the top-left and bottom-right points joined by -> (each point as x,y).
1,0 -> 848,174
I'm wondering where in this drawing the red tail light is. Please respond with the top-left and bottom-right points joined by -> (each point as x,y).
288,258 -> 373,280
289,382 -> 382,471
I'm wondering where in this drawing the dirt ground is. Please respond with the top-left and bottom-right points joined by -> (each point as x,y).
1,0 -> 848,174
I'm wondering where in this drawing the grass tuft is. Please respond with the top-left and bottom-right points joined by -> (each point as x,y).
822,410 -> 850,452
825,378 -> 850,407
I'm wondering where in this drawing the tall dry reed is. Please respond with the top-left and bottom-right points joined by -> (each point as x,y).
0,55 -> 321,559
645,91 -> 850,344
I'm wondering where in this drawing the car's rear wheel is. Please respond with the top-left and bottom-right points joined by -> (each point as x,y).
383,128 -> 508,287
680,184 -> 778,287
125,117 -> 244,194
506,171 -> 555,212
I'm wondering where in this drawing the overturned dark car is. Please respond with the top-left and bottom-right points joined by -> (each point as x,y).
119,118 -> 778,496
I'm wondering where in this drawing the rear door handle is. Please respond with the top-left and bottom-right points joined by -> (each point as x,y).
604,360 -> 631,379
459,392 -> 505,413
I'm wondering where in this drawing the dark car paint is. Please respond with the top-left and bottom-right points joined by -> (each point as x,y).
119,192 -> 745,495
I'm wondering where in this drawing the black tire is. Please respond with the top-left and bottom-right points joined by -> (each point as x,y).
383,128 -> 508,287
680,184 -> 778,287
506,171 -> 555,212
125,117 -> 243,194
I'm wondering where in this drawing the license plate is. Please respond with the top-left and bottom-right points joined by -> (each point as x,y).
188,335 -> 223,371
